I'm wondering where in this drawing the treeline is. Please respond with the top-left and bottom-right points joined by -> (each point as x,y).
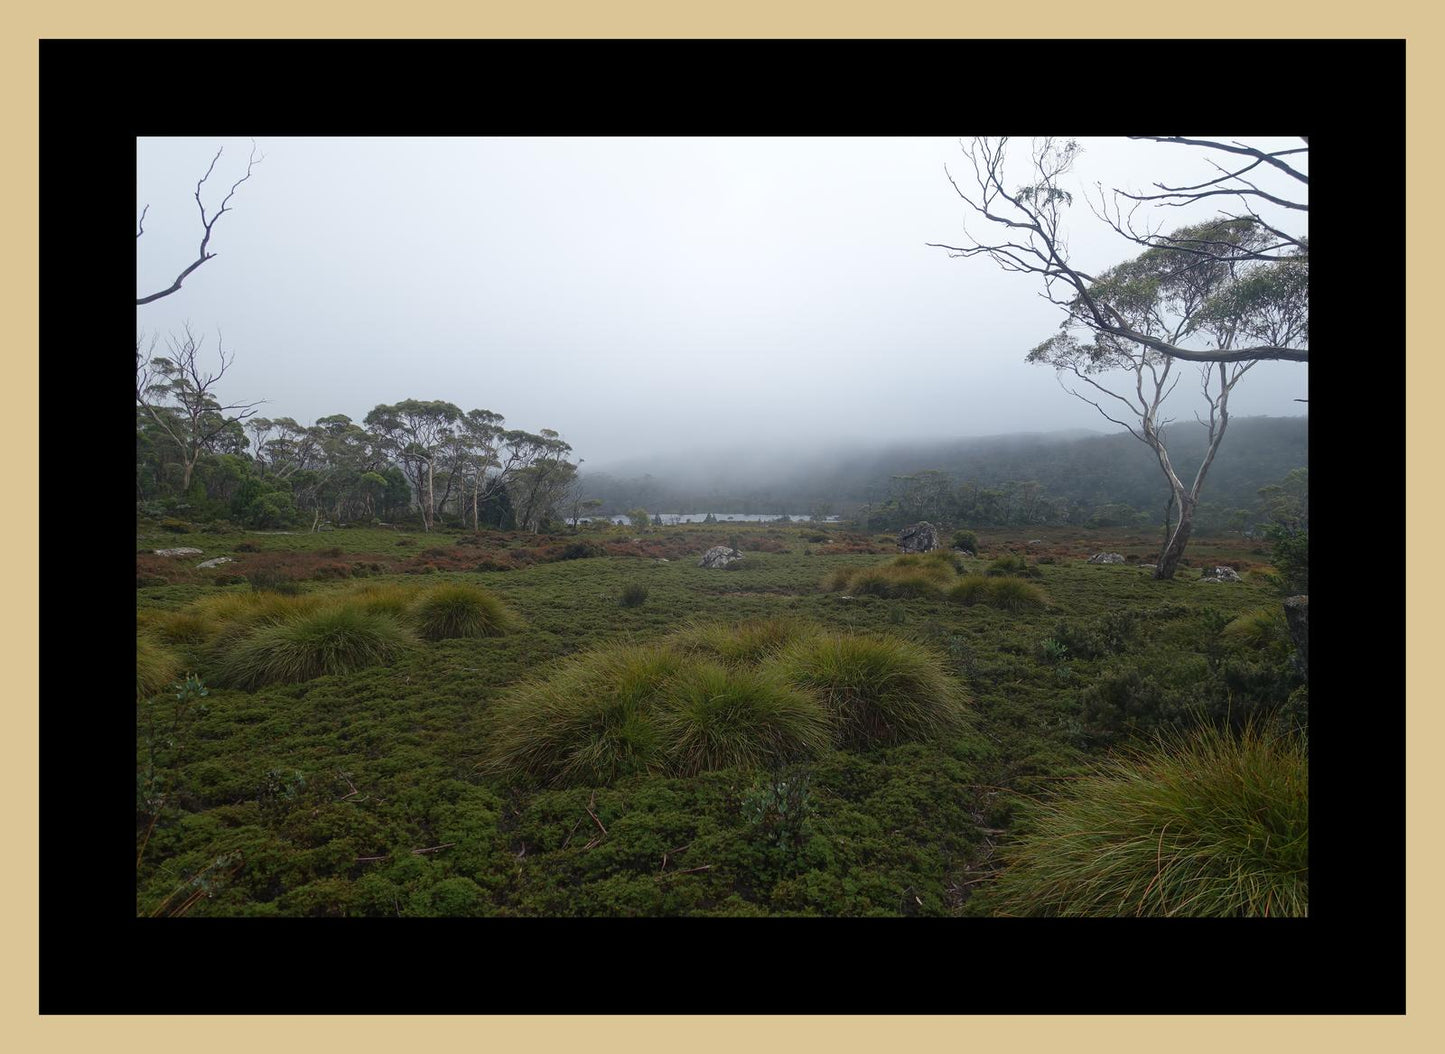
136,389 -> 583,533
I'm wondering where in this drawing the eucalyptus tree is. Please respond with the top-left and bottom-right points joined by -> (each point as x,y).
932,137 -> 1308,578
930,136 -> 1309,367
506,430 -> 578,532
363,399 -> 463,531
1024,217 -> 1305,577
135,326 -> 262,494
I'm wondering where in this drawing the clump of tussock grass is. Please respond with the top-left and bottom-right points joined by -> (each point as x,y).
655,662 -> 831,776
1219,606 -> 1291,654
413,583 -> 516,640
190,590 -> 322,630
823,552 -> 959,598
137,636 -> 181,701
215,606 -> 417,690
344,582 -> 421,618
669,617 -> 823,667
946,574 -> 1049,611
153,608 -> 222,646
988,723 -> 1308,917
482,644 -> 688,786
768,633 -> 968,749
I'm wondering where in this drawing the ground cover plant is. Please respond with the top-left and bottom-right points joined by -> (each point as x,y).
136,519 -> 1305,917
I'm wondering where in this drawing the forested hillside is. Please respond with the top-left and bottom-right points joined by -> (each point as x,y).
582,415 -> 1307,531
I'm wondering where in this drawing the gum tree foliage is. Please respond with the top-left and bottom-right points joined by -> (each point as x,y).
508,431 -> 578,532
363,400 -> 464,532
931,137 -> 1308,579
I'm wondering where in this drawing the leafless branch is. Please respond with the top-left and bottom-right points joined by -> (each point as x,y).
1127,136 -> 1309,186
137,140 -> 263,306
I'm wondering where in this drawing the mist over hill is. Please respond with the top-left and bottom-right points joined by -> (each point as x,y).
579,416 -> 1308,529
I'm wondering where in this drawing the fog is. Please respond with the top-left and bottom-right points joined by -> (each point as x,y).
136,136 -> 1308,471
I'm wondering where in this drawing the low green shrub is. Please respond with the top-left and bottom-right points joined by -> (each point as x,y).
216,607 -> 417,689
951,529 -> 978,553
248,568 -> 302,595
619,583 -> 649,608
413,583 -> 516,640
987,724 -> 1308,917
985,554 -> 1040,578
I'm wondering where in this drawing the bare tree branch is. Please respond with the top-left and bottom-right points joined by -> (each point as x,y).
137,140 -> 263,306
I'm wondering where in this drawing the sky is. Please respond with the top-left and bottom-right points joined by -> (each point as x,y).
135,136 -> 1308,471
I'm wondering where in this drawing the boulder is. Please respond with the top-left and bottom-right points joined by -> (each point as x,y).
197,556 -> 233,569
698,545 -> 743,569
1200,566 -> 1243,583
1087,552 -> 1126,564
898,522 -> 941,553
154,547 -> 204,557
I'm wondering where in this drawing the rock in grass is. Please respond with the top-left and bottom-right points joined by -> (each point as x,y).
1087,552 -> 1126,564
897,522 -> 941,553
197,556 -> 233,568
699,545 -> 743,569
154,547 -> 204,557
1200,566 -> 1242,582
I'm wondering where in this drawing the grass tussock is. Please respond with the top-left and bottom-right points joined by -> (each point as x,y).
483,645 -> 689,786
668,617 -> 823,667
947,574 -> 1049,611
190,590 -> 322,629
823,551 -> 960,598
989,723 -> 1308,917
137,636 -> 181,701
655,662 -> 832,777
345,582 -> 421,618
484,620 -> 966,784
216,606 -> 417,690
1219,606 -> 1290,654
413,583 -> 517,640
769,633 -> 968,749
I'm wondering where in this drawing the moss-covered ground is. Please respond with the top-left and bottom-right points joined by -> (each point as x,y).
135,520 -> 1299,917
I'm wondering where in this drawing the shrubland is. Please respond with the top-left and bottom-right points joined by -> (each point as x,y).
135,518 -> 1305,917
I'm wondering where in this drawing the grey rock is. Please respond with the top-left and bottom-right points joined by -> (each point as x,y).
1087,552 -> 1126,564
154,547 -> 204,557
1200,566 -> 1243,583
698,545 -> 744,569
196,557 -> 233,569
898,522 -> 941,553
